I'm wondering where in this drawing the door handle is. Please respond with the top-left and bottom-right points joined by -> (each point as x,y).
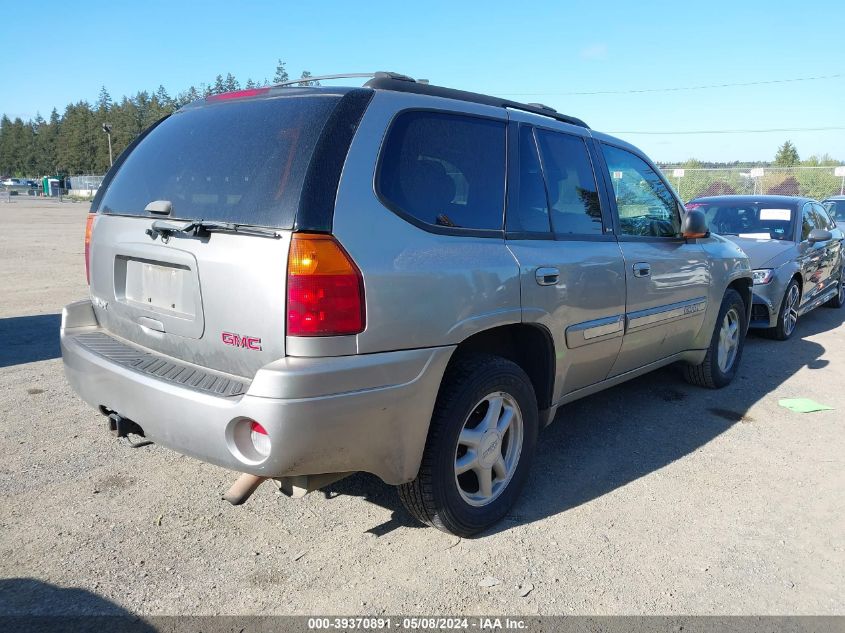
632,262 -> 651,278
535,267 -> 560,286
137,316 -> 166,332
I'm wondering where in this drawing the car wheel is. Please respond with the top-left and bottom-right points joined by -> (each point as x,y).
768,279 -> 801,340
824,264 -> 845,308
398,353 -> 538,537
683,288 -> 746,389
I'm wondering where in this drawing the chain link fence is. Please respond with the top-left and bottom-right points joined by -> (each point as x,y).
67,174 -> 105,196
658,165 -> 845,203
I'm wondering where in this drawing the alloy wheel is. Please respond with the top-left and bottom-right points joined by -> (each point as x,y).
454,392 -> 524,507
717,307 -> 741,373
783,284 -> 800,336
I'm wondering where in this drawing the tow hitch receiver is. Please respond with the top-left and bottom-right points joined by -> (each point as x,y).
107,412 -> 145,438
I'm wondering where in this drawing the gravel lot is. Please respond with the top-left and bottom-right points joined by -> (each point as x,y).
1,198 -> 843,616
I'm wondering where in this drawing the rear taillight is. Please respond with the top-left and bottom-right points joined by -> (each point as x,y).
286,233 -> 365,337
84,214 -> 95,284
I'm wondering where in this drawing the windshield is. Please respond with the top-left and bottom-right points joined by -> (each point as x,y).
690,201 -> 797,240
97,95 -> 341,228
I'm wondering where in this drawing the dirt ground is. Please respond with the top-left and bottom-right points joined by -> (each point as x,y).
0,198 -> 843,616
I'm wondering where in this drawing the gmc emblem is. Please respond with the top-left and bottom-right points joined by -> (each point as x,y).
221,331 -> 262,351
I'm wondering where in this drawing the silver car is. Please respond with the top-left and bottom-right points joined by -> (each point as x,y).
687,195 -> 844,339
61,72 -> 752,536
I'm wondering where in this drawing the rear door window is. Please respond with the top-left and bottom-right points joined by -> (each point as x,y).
535,129 -> 604,235
377,111 -> 506,231
97,95 -> 342,228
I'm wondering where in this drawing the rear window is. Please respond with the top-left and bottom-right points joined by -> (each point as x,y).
97,95 -> 341,228
692,201 -> 797,240
377,111 -> 506,231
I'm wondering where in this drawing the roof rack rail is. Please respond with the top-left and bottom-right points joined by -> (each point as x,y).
526,102 -> 557,112
363,75 -> 589,129
273,71 -> 414,88
270,71 -> 589,129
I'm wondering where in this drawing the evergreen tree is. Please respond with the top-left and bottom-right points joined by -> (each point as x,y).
211,74 -> 226,95
0,115 -> 14,174
224,73 -> 240,92
244,78 -> 256,89
774,141 -> 800,166
155,85 -> 173,109
273,60 -> 289,84
97,86 -> 112,112
298,71 -> 321,87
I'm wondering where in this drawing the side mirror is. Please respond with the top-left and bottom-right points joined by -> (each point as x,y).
808,228 -> 832,244
682,209 -> 709,239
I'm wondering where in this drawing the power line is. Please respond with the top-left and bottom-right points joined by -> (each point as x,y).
500,73 -> 842,96
607,126 -> 845,135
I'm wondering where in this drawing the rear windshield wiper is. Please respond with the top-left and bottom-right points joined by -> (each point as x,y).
147,219 -> 281,240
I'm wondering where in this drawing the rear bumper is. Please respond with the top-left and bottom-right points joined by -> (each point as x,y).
61,300 -> 454,484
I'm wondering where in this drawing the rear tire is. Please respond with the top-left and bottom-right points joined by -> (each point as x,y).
398,353 -> 538,537
683,288 -> 746,389
767,279 -> 801,340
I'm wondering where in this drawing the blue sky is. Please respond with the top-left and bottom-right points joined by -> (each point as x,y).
1,0 -> 843,163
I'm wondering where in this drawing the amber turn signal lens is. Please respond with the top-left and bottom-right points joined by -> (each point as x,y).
286,233 -> 365,337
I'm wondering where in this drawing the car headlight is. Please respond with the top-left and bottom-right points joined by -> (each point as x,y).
752,269 -> 774,285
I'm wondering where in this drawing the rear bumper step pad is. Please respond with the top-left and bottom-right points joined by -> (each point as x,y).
73,331 -> 247,397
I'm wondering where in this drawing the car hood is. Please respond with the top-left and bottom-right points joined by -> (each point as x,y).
721,235 -> 797,269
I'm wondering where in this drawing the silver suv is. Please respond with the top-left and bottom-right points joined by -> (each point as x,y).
61,72 -> 753,536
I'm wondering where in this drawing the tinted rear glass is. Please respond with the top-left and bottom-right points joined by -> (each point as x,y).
377,111 -> 506,231
535,129 -> 603,235
97,95 -> 341,228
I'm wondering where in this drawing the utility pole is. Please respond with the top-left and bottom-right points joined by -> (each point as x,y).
102,123 -> 113,167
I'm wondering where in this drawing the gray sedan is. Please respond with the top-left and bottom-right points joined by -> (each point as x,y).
687,195 -> 844,339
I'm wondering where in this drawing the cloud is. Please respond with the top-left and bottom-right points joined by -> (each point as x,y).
580,43 -> 608,60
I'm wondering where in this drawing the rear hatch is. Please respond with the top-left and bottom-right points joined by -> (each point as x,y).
88,88 -> 368,379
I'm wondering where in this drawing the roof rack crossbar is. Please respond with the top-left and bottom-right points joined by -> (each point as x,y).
273,71 -> 414,88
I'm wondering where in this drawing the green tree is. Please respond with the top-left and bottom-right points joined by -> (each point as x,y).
175,85 -> 201,107
56,102 -> 97,174
97,86 -> 112,112
774,140 -> 799,166
223,73 -> 240,92
154,85 -> 173,110
273,59 -> 289,84
211,74 -> 226,95
298,71 -> 321,87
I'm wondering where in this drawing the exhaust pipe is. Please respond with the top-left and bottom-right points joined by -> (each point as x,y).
223,474 -> 267,505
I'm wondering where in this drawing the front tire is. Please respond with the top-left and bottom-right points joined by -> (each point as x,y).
398,353 -> 538,537
683,288 -> 746,389
768,279 -> 801,340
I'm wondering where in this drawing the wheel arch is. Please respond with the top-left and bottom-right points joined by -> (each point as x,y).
447,323 -> 555,418
727,276 -> 753,325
